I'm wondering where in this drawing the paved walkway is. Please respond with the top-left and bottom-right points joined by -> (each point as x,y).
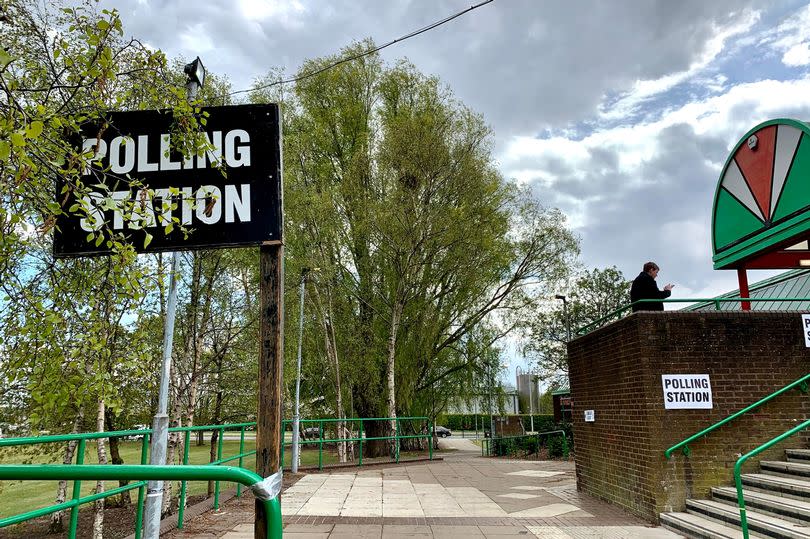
167,445 -> 683,538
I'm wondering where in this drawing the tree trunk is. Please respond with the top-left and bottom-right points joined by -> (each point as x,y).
386,300 -> 404,456
317,283 -> 347,463
93,399 -> 108,539
105,408 -> 130,506
49,407 -> 84,533
164,364 -> 184,515
207,362 -> 223,497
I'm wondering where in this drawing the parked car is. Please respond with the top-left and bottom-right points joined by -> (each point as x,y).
302,426 -> 321,439
125,424 -> 149,440
434,425 -> 452,438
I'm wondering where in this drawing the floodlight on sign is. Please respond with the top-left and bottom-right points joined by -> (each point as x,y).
184,56 -> 206,88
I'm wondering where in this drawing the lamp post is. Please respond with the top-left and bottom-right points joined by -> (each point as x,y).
555,294 -> 571,341
291,268 -> 310,474
143,56 -> 205,539
529,373 -> 534,433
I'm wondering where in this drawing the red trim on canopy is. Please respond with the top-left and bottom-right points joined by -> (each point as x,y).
734,125 -> 776,220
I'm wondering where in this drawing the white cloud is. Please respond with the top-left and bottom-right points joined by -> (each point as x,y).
763,4 -> 810,67
237,0 -> 307,27
500,74 -> 810,296
598,9 -> 761,120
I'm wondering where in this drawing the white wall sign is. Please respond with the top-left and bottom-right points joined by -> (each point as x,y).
802,314 -> 810,347
662,374 -> 712,409
584,410 -> 595,422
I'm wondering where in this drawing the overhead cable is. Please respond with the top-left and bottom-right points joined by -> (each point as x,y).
226,0 -> 495,98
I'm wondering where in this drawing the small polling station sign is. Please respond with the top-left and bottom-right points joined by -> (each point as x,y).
662,374 -> 713,410
802,314 -> 810,347
54,104 -> 282,257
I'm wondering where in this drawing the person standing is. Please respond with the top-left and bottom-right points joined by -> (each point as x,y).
630,261 -> 674,312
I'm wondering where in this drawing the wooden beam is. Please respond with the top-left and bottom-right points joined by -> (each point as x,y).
256,243 -> 283,539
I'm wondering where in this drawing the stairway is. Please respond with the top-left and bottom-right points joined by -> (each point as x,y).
661,449 -> 810,538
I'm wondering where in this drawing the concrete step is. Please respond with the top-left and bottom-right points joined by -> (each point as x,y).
686,499 -> 810,538
742,473 -> 810,502
760,460 -> 810,480
786,449 -> 810,464
713,486 -> 810,524
660,511 -> 744,539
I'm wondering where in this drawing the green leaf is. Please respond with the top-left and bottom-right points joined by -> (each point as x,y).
143,233 -> 153,249
0,140 -> 9,161
26,121 -> 44,139
0,48 -> 12,69
164,223 -> 174,235
95,234 -> 104,247
86,232 -> 95,242
10,133 -> 25,147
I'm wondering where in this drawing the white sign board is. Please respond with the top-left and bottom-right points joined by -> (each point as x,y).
662,374 -> 713,410
584,410 -> 595,422
802,314 -> 810,347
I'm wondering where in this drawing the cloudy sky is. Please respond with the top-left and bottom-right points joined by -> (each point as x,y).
101,0 -> 810,376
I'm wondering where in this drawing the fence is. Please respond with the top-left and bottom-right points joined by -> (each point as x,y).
0,422 -> 259,538
0,416 -> 433,537
280,416 -> 433,470
576,297 -> 810,336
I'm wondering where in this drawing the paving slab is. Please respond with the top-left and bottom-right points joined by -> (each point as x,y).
167,455 -> 684,538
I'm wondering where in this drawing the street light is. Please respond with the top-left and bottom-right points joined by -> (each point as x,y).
555,294 -> 571,341
143,57 -> 206,539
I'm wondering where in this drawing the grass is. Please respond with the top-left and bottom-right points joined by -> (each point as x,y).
0,437 -> 338,520
0,433 -> 433,522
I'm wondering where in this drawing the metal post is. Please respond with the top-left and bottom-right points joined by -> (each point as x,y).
529,375 -> 534,433
143,57 -> 205,538
489,358 -> 495,440
177,430 -> 191,528
144,251 -> 180,538
737,267 -> 751,311
291,268 -> 308,473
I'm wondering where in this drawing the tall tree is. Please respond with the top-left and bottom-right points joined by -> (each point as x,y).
524,266 -> 630,385
278,44 -> 578,455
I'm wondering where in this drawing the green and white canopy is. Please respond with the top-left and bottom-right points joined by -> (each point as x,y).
712,119 -> 810,270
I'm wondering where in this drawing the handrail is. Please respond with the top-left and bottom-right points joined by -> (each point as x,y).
576,297 -> 810,336
0,464 -> 282,539
0,421 -> 259,537
733,419 -> 810,539
664,372 -> 810,459
0,416 -> 431,536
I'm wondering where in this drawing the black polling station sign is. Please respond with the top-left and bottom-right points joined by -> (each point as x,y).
53,104 -> 282,257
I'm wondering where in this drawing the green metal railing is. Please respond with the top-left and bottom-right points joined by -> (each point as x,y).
481,430 -> 569,459
576,297 -> 810,336
280,416 -> 433,470
665,372 -> 810,537
664,372 -> 810,459
0,464 -> 281,539
732,420 -> 810,539
0,422 -> 259,538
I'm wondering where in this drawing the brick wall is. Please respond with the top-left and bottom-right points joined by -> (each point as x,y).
569,311 -> 810,522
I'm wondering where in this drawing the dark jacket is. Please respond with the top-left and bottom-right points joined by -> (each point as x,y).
630,271 -> 671,312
